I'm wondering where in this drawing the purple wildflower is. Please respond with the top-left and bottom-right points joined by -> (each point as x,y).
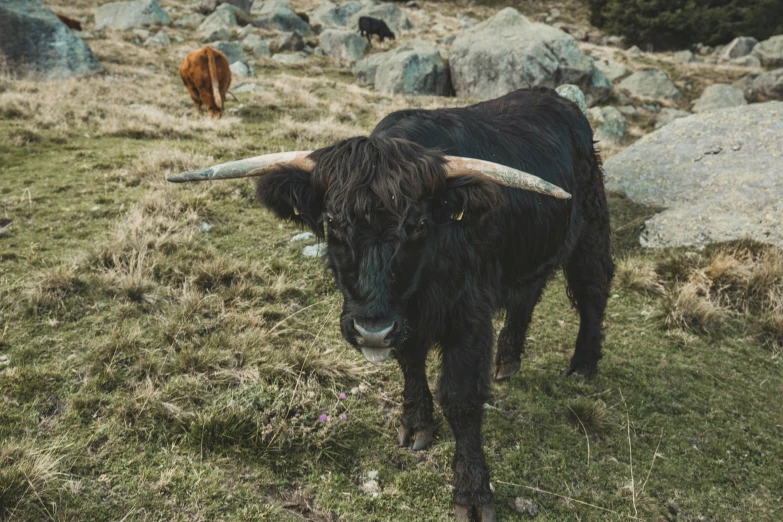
340,413 -> 347,420
339,393 -> 346,400
294,413 -> 300,418
319,413 -> 328,423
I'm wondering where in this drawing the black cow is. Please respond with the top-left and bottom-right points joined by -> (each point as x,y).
168,87 -> 615,521
358,16 -> 395,43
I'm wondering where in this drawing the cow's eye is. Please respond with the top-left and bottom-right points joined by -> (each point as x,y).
407,218 -> 426,238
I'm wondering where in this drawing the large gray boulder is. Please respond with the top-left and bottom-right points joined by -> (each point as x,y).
347,3 -> 411,35
319,29 -> 367,62
174,12 -> 206,28
737,69 -> 783,102
751,35 -> 783,67
588,106 -> 625,144
555,84 -> 587,118
691,84 -> 746,113
0,0 -> 104,79
95,0 -> 170,30
311,1 -> 363,29
355,40 -> 451,96
197,7 -> 238,40
605,102 -> 783,249
617,68 -> 681,100
252,0 -> 313,35
449,8 -> 610,106
719,36 -> 758,60
212,40 -> 244,64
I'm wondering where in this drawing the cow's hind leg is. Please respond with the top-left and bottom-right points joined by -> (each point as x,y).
563,196 -> 614,377
183,78 -> 202,115
395,346 -> 434,450
494,277 -> 547,381
440,313 -> 495,521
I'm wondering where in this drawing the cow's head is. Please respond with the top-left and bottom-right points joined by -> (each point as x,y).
168,137 -> 570,364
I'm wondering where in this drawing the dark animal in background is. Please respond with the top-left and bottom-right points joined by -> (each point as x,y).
55,13 -> 82,31
168,87 -> 615,521
179,46 -> 231,119
358,16 -> 395,43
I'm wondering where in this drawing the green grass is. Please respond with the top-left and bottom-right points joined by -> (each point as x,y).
2,5 -> 782,520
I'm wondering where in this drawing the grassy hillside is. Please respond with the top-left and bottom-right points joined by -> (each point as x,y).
1,3 -> 782,521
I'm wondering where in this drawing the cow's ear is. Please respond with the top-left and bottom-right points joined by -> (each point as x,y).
255,166 -> 324,238
442,176 -> 505,223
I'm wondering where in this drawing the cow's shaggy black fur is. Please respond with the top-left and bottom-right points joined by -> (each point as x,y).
358,16 -> 395,43
255,87 -> 614,520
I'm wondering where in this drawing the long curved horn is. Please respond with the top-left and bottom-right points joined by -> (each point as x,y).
443,156 -> 571,199
167,151 -> 314,183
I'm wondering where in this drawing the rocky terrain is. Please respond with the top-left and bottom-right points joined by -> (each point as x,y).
1,1 -> 783,521
4,0 -> 780,248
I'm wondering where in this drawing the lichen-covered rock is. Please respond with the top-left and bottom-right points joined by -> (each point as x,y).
0,0 -> 104,79
588,106 -> 625,144
605,102 -> 783,249
617,68 -> 681,100
95,0 -> 170,30
555,84 -> 587,117
144,30 -> 171,46
593,58 -> 627,82
739,68 -> 783,102
311,1 -> 363,29
271,32 -> 304,53
174,12 -> 206,28
212,40 -> 244,64
691,84 -> 746,113
198,8 -> 237,38
751,35 -> 783,67
354,40 -> 451,96
319,29 -> 367,62
252,0 -> 313,35
719,36 -> 758,60
450,8 -> 610,106
200,0 -> 252,15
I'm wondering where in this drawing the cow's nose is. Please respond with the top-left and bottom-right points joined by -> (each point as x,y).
353,320 -> 395,347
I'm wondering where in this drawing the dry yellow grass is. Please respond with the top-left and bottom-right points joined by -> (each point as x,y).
616,256 -> 664,295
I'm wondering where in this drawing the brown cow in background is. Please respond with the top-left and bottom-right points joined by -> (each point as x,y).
56,13 -> 82,31
179,46 -> 231,119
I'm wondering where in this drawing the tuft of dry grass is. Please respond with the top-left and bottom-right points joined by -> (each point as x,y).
653,243 -> 783,337
657,278 -> 725,331
616,257 -> 664,295
0,443 -> 66,519
26,266 -> 85,315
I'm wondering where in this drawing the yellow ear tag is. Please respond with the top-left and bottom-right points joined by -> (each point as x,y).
293,206 -> 300,216
452,208 -> 464,221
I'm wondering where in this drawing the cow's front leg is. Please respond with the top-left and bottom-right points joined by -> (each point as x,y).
395,346 -> 434,450
440,316 -> 495,522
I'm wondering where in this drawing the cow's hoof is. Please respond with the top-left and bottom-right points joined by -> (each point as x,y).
397,424 -> 433,451
454,503 -> 496,522
494,360 -> 520,381
563,362 -> 598,378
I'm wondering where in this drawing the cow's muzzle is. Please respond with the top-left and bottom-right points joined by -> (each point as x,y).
353,320 -> 396,364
